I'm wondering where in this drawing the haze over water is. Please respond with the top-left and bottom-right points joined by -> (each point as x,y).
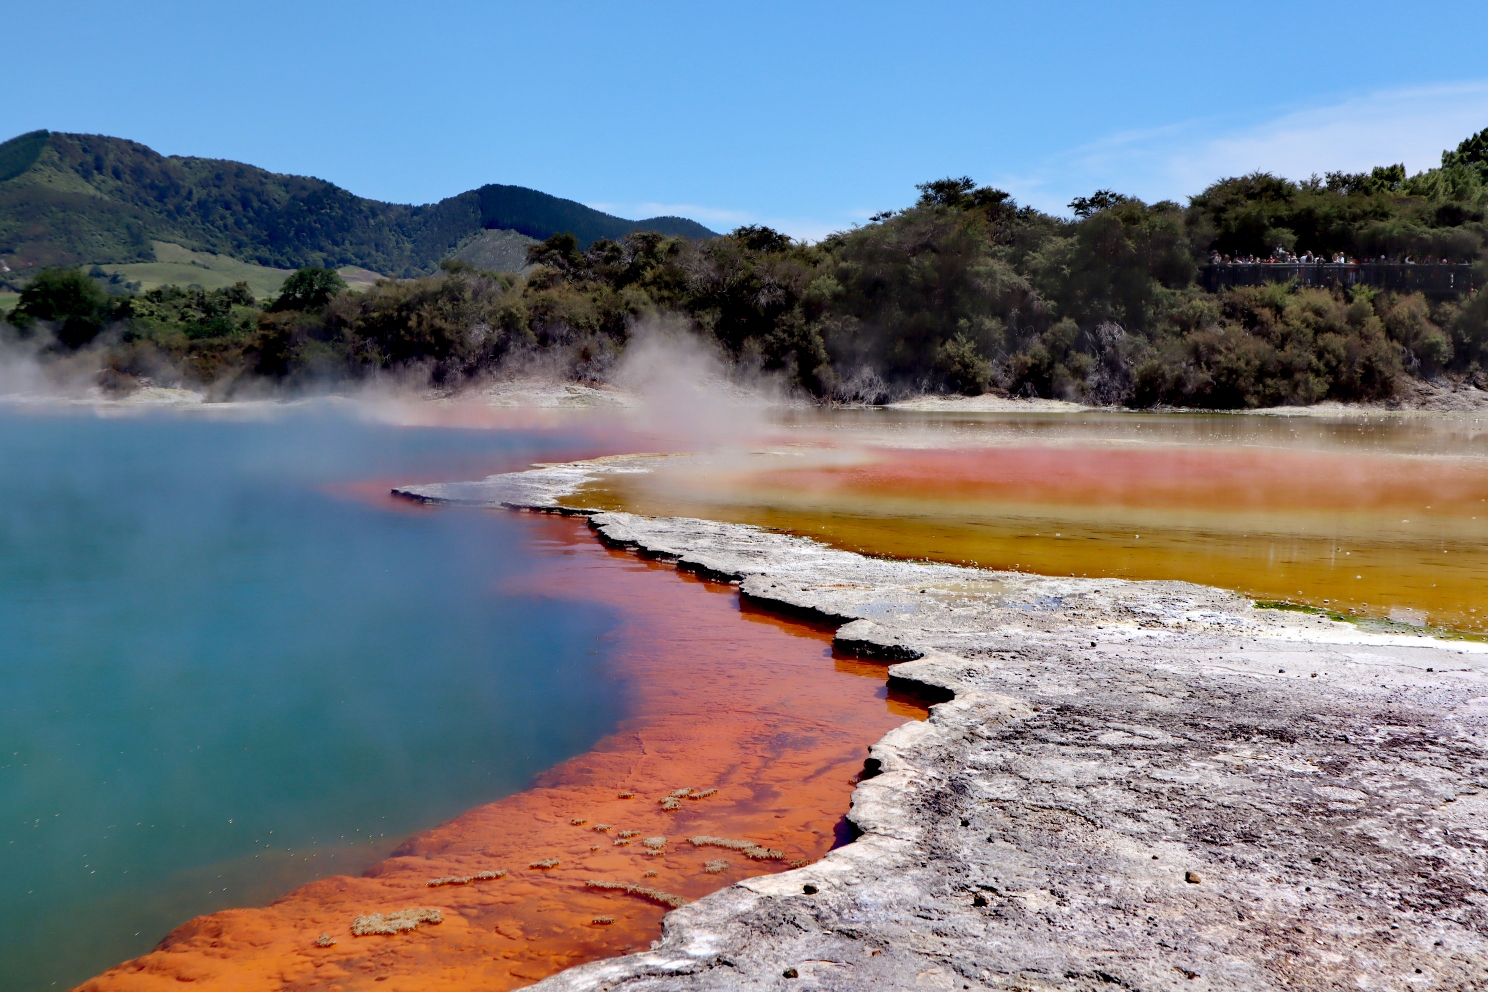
575,408 -> 1488,634
0,406 -> 627,992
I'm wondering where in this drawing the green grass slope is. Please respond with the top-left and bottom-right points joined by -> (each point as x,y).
446,228 -> 539,272
0,131 -> 718,277
104,241 -> 295,299
95,242 -> 383,300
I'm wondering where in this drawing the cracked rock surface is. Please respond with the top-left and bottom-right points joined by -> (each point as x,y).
397,465 -> 1488,991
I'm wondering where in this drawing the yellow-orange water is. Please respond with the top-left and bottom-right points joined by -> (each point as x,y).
568,411 -> 1488,633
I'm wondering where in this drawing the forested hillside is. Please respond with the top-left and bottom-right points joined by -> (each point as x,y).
0,131 -> 715,275
5,127 -> 1488,409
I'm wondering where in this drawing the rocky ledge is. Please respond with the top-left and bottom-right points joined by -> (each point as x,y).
398,465 -> 1488,991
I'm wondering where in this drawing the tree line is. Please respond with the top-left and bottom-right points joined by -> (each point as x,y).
7,126 -> 1488,406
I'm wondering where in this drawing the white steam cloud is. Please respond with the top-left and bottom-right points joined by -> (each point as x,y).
611,317 -> 794,450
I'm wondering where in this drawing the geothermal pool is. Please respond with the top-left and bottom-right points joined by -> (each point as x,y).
0,407 -> 633,990
12,401 -> 1488,991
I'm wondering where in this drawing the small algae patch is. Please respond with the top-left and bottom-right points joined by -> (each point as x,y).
427,870 -> 506,887
688,836 -> 786,860
584,880 -> 687,909
350,908 -> 442,936
658,787 -> 719,810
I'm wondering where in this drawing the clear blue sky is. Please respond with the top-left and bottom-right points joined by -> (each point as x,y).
7,1 -> 1488,238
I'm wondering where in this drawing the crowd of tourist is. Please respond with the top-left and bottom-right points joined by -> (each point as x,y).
1208,250 -> 1457,265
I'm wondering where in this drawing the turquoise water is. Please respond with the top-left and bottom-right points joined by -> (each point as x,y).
0,406 -> 627,991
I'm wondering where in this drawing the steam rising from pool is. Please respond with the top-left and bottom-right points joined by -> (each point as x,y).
609,320 -> 798,449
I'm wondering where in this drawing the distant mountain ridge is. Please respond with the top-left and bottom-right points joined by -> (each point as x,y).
0,130 -> 717,276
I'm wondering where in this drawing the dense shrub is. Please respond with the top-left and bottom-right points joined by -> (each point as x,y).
1132,286 -> 1403,407
12,125 -> 1488,406
7,267 -> 112,347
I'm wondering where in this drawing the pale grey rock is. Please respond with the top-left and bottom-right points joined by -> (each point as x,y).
395,456 -> 651,510
402,462 -> 1488,991
833,619 -> 923,660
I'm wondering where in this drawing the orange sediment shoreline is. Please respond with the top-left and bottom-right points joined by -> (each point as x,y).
78,512 -> 923,992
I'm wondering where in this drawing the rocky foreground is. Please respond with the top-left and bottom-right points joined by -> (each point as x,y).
402,463 -> 1488,992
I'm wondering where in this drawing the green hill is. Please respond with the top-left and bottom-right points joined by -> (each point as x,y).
0,130 -> 717,277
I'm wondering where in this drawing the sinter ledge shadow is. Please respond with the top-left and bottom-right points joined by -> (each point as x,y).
395,464 -> 1488,991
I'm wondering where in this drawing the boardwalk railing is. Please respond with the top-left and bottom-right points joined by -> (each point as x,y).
1200,262 -> 1476,297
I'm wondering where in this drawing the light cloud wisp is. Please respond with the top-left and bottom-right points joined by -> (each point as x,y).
1013,81 -> 1488,214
